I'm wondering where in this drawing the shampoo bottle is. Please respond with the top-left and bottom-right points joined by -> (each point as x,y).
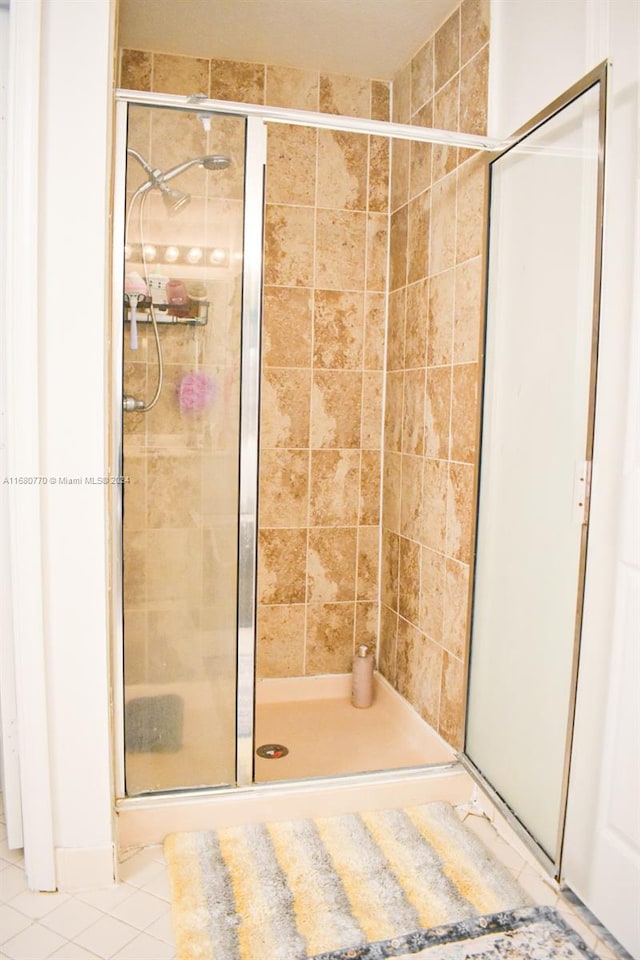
351,644 -> 374,708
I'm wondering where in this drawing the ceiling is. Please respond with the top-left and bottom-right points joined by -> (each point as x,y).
117,0 -> 460,81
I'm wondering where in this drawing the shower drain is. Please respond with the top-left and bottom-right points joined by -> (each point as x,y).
256,743 -> 289,759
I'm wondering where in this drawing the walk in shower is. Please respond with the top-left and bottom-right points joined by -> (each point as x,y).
112,85 -> 497,802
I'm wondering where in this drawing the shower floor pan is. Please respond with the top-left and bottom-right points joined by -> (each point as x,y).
117,674 -> 467,847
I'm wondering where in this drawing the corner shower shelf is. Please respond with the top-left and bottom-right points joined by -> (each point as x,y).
124,296 -> 209,326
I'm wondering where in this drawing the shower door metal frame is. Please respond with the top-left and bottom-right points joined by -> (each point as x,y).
110,98 -> 266,798
461,61 -> 608,879
111,88 -> 504,806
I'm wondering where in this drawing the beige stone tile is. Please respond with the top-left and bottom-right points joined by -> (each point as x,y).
305,603 -> 355,673
453,257 -> 483,363
309,450 -> 360,525
368,136 -> 390,213
149,109 -> 208,196
266,124 -> 317,206
460,47 -> 489,137
201,452 -> 240,520
123,530 -> 147,607
407,190 -> 430,285
381,529 -> 400,612
400,453 -> 423,540
258,448 -> 309,527
357,526 -> 380,601
264,204 -> 315,287
405,279 -> 429,370
420,547 -> 445,643
120,49 -> 152,90
396,620 -> 442,727
317,130 -> 368,211
313,289 -> 364,369
146,529 -> 202,603
443,558 -> 470,659
371,80 -> 391,121
389,204 -> 408,291
256,604 -> 306,678
428,268 -> 455,366
421,458 -> 448,552
364,293 -> 386,370
361,372 -> 383,450
210,58 -> 265,103
410,103 -> 434,200
425,365 -> 452,460
398,536 -> 420,626
152,53 -> 209,96
311,371 -> 362,449
384,370 -> 404,453
319,74 -> 371,119
266,64 -> 318,110
367,212 -> 389,292
378,604 -> 399,682
450,362 -> 479,463
434,9 -> 460,92
461,0 -> 490,65
393,61 -> 411,124
354,601 -> 379,650
123,609 -> 148,685
307,527 -> 357,602
315,210 -> 367,290
433,76 -> 460,182
391,138 -> 411,213
359,449 -> 381,525
203,522 -> 239,601
387,288 -> 406,372
439,651 -> 466,748
456,155 -> 486,265
122,453 -> 146,531
258,528 -> 308,604
411,39 -> 435,115
146,452 -> 202,528
382,451 -> 402,535
430,173 -> 457,275
262,286 -> 313,368
402,367 -> 426,457
446,461 -> 475,563
146,604 -> 203,681
260,368 -> 311,448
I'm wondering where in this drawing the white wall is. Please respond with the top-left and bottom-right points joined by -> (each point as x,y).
3,0 -> 116,889
489,0 -> 639,953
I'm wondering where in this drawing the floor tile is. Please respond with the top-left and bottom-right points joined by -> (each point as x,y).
2,922 -> 66,960
0,904 -> 32,944
110,931 -> 175,959
109,888 -> 169,931
40,898 -> 105,940
74,915 -> 139,959
143,911 -> 175,944
8,888 -> 70,920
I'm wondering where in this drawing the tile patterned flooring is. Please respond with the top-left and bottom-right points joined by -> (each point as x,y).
0,792 -> 630,960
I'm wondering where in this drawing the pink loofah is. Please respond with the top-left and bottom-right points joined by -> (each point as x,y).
177,372 -> 216,414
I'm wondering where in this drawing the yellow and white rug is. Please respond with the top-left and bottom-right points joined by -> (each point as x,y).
164,801 -> 530,960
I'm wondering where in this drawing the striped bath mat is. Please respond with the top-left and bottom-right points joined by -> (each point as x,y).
165,801 -> 530,959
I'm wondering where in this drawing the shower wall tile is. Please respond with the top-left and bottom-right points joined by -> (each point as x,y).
371,81 -> 391,122
258,529 -> 308,604
258,449 -> 310,527
317,130 -> 368,211
355,601 -> 378,650
264,205 -> 315,287
369,137 -> 390,212
313,290 -> 364,369
398,536 -> 420,625
210,58 -> 265,103
266,125 -> 317,206
266,65 -> 319,110
262,286 -> 313,368
152,53 -> 210,96
305,603 -> 355,673
434,9 -> 461,92
120,49 -> 152,91
366,213 -> 389,291
309,450 -> 360,526
361,373 -> 383,449
357,526 -> 380,601
315,210 -> 367,290
364,293 -> 386,370
381,529 -> 400,612
146,452 -> 203,529
319,74 -> 371,119
307,527 -> 357,603
359,449 -> 381,525
379,0 -> 489,747
257,604 -> 306,678
261,368 -> 311,449
310,371 -> 362,449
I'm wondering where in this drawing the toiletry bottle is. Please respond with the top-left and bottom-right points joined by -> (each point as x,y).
351,644 -> 374,708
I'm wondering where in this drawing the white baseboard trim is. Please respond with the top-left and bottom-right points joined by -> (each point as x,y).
55,843 -> 116,891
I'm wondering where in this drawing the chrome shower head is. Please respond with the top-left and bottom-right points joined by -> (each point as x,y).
161,154 -> 231,183
160,183 -> 191,215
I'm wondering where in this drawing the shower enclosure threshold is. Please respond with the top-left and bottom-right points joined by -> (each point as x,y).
116,762 -> 472,847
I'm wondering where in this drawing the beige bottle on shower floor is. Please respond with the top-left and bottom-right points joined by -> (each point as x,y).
351,644 -> 374,708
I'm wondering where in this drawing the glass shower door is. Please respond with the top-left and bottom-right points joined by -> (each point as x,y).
119,104 -> 246,796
